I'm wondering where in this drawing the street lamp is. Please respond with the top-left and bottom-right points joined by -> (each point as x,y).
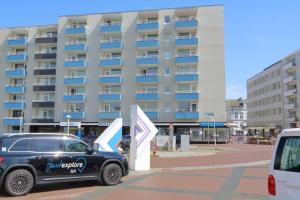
66,114 -> 71,135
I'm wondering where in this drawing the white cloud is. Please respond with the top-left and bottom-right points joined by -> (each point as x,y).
226,85 -> 246,99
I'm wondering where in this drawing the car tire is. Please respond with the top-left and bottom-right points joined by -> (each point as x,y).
4,169 -> 34,196
102,163 -> 122,186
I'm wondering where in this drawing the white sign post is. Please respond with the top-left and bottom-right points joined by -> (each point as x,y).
130,105 -> 158,171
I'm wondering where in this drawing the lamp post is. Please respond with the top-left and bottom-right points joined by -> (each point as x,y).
66,114 -> 71,135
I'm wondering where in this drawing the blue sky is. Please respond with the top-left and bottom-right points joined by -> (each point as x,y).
1,0 -> 299,99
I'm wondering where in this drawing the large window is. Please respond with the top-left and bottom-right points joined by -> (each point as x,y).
64,139 -> 87,152
9,139 -> 30,152
29,138 -> 62,152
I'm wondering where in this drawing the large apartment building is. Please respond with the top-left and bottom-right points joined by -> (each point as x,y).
0,5 -> 226,141
247,49 -> 300,135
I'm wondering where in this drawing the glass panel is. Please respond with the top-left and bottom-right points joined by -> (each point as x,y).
280,137 -> 300,172
64,139 -> 87,152
10,139 -> 30,152
29,138 -> 62,152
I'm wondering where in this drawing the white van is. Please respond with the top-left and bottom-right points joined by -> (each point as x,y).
269,128 -> 300,199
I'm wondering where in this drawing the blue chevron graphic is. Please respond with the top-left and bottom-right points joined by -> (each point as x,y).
108,127 -> 122,152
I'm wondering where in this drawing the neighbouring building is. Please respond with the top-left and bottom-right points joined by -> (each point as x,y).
0,5 -> 227,142
226,98 -> 247,135
247,49 -> 300,136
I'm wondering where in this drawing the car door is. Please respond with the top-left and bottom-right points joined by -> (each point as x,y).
62,138 -> 99,178
273,136 -> 300,199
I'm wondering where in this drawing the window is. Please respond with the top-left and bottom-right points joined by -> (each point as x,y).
9,139 -> 30,152
274,137 -> 300,172
164,68 -> 170,76
64,139 -> 87,152
30,138 -> 62,152
164,52 -> 171,59
164,16 -> 170,24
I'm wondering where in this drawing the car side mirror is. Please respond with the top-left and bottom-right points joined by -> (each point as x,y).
86,146 -> 94,155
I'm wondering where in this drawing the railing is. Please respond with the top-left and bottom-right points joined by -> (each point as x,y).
176,35 -> 196,39
142,109 -> 159,112
64,75 -> 86,78
136,90 -> 158,94
35,34 -> 57,38
137,20 -> 158,24
35,50 -> 57,54
99,91 -> 121,95
99,109 -> 121,112
65,58 -> 86,61
137,55 -> 159,58
6,68 -> 26,71
136,37 -> 158,41
176,108 -> 199,112
32,116 -> 54,120
176,53 -> 197,57
176,17 -> 196,21
33,83 -> 55,86
99,74 -> 121,77
4,100 -> 24,103
65,41 -> 86,45
7,52 -> 26,55
101,22 -> 121,26
176,90 -> 198,93
6,84 -> 25,87
66,25 -> 87,29
64,93 -> 85,96
64,109 -> 85,113
8,36 -> 27,40
32,99 -> 55,102
137,73 -> 158,76
176,71 -> 198,75
101,56 -> 121,60
100,39 -> 121,43
34,65 -> 56,70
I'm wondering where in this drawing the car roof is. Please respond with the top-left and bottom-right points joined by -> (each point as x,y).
0,133 -> 79,139
280,128 -> 300,137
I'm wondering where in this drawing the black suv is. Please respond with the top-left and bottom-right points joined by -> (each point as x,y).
0,133 -> 129,196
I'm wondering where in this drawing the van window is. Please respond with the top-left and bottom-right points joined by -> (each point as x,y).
274,136 -> 300,172
9,139 -> 30,152
29,138 -> 62,152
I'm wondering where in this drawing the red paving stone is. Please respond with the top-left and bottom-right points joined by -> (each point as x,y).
151,144 -> 273,168
97,188 -> 212,200
243,167 -> 269,178
132,174 -> 225,192
235,178 -> 268,195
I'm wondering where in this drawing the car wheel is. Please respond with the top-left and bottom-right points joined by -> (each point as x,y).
4,169 -> 34,196
102,163 -> 122,186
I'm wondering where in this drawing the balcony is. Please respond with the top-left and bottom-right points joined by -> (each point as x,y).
136,74 -> 159,83
63,94 -> 86,102
175,19 -> 198,29
136,38 -> 159,48
64,59 -> 86,68
283,61 -> 296,71
31,116 -> 54,123
136,92 -> 159,101
98,111 -> 121,119
32,85 -> 55,92
100,40 -> 122,49
34,51 -> 56,60
175,54 -> 198,64
175,73 -> 198,82
64,77 -> 86,85
285,103 -> 296,110
176,92 -> 199,100
98,76 -> 122,83
143,110 -> 159,120
63,111 -> 85,120
176,110 -> 200,119
99,58 -> 122,67
98,93 -> 122,101
4,101 -> 25,109
6,68 -> 26,77
136,22 -> 159,31
3,117 -> 23,126
35,35 -> 57,44
283,75 -> 296,84
64,42 -> 87,52
33,68 -> 56,76
286,117 -> 296,122
5,85 -> 25,94
7,53 -> 27,62
32,101 -> 55,108
136,56 -> 159,65
7,38 -> 28,46
175,37 -> 198,46
100,23 -> 122,33
284,89 -> 297,97
65,26 -> 87,35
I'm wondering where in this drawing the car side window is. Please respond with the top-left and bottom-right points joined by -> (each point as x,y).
64,139 -> 87,152
29,138 -> 62,152
274,136 -> 300,172
9,139 -> 30,152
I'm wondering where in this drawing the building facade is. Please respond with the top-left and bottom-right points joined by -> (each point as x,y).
0,5 -> 227,141
226,98 -> 247,135
247,49 -> 300,135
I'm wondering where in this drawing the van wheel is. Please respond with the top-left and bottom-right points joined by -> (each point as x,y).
4,169 -> 34,196
102,163 -> 122,186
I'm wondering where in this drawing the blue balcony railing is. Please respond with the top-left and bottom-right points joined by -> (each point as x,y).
7,38 -> 28,46
136,39 -> 159,48
64,77 -> 86,85
98,93 -> 122,101
176,92 -> 199,100
63,94 -> 86,102
64,43 -> 87,51
65,26 -> 87,35
100,23 -> 122,33
136,56 -> 159,65
98,76 -> 122,83
98,111 -> 121,119
100,40 -> 122,49
136,93 -> 159,101
175,37 -> 198,46
64,60 -> 86,68
175,73 -> 199,82
99,58 -> 122,67
136,22 -> 159,30
175,19 -> 198,29
136,75 -> 159,83
7,53 -> 27,62
144,110 -> 159,120
3,117 -> 23,126
4,101 -> 25,110
176,111 -> 199,119
4,85 -> 26,94
63,111 -> 85,119
6,68 -> 26,77
175,55 -> 198,64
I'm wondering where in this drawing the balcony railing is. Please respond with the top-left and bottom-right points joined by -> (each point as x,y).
31,116 -> 54,123
175,109 -> 200,119
3,117 -> 24,126
100,22 -> 122,33
4,100 -> 25,109
98,92 -> 122,101
98,110 -> 121,119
